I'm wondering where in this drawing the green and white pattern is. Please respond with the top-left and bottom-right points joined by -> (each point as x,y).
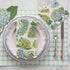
0,6 -> 18,35
0,10 -> 68,66
38,0 -> 69,30
0,8 -> 10,35
16,18 -> 37,59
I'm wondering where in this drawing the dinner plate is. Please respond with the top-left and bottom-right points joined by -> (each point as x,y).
3,16 -> 50,63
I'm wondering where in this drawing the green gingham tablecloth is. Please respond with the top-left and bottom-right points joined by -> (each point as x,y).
0,10 -> 68,66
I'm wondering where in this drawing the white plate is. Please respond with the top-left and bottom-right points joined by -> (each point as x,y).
3,16 -> 50,63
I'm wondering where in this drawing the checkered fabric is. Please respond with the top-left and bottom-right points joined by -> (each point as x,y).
0,10 -> 68,66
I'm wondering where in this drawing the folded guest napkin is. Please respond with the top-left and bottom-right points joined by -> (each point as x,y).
0,6 -> 18,35
38,0 -> 69,30
16,19 -> 37,59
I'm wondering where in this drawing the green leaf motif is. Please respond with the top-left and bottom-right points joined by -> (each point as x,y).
17,37 -> 31,50
65,10 -> 69,15
28,21 -> 37,38
7,6 -> 18,20
38,14 -> 52,25
33,40 -> 37,48
31,21 -> 37,25
51,25 -> 53,29
48,20 -> 52,25
59,7 -> 64,11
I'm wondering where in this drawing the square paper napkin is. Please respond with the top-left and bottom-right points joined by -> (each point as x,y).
0,10 -> 68,66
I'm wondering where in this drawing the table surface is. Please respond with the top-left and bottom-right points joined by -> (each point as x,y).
0,0 -> 70,70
